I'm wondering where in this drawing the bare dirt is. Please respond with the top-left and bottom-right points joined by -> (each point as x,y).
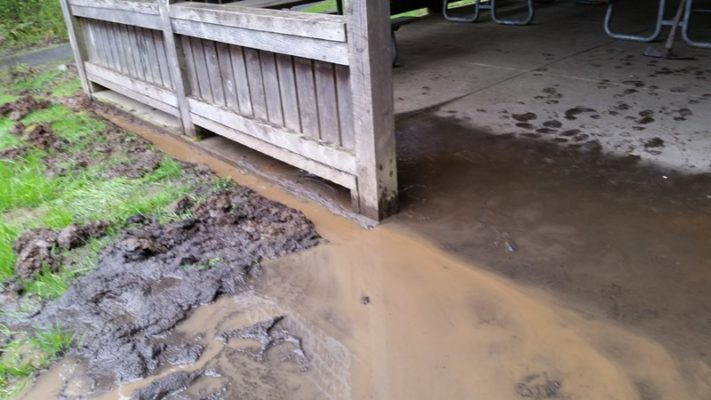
0,95 -> 50,121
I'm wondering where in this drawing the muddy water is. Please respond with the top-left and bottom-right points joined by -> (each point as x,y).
23,110 -> 711,399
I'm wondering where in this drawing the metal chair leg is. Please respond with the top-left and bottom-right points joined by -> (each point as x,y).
682,0 -> 711,48
604,0 -> 667,42
443,0 -> 534,25
491,0 -> 534,25
442,0 -> 483,22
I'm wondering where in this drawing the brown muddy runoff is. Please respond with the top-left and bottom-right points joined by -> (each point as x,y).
22,108 -> 711,399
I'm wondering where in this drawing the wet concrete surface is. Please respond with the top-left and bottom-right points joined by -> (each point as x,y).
394,111 -> 711,370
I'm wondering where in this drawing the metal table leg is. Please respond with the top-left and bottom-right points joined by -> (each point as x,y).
604,0 -> 668,42
443,0 -> 534,25
682,0 -> 711,48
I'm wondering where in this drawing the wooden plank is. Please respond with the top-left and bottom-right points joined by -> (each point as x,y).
171,19 -> 349,66
85,62 -> 178,107
347,0 -> 398,220
244,48 -> 268,121
191,114 -> 356,191
70,5 -> 161,30
276,54 -> 301,133
82,20 -> 98,64
335,64 -> 354,151
293,57 -> 319,139
108,22 -> 128,74
95,21 -> 114,69
314,61 -> 340,146
229,45 -> 253,116
216,42 -> 238,111
259,51 -> 284,126
69,0 -> 159,15
60,0 -> 93,93
188,98 -> 357,176
110,22 -> 128,74
189,37 -> 214,103
128,26 -> 149,81
142,28 -> 163,86
153,30 -> 172,89
169,2 -> 346,42
87,71 -> 178,117
119,24 -> 139,78
181,35 -> 200,98
202,40 -> 226,107
158,0 -> 195,136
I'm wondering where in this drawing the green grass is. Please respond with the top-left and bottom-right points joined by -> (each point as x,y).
0,0 -> 67,56
0,324 -> 72,399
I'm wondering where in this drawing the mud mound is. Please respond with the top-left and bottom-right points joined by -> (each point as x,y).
0,95 -> 50,121
18,123 -> 65,151
36,189 -> 319,383
13,222 -> 109,279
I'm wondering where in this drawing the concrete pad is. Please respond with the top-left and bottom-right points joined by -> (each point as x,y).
436,70 -> 711,172
394,2 -> 711,172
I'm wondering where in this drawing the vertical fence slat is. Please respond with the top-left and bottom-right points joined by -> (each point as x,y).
109,22 -> 127,74
83,21 -> 97,63
314,60 -> 340,146
96,21 -> 114,69
335,64 -> 354,151
229,45 -> 253,117
181,35 -> 200,97
203,40 -> 226,107
244,48 -> 268,121
94,22 -> 109,67
294,57 -> 319,139
120,24 -> 139,78
276,54 -> 301,133
216,42 -> 238,111
260,51 -> 284,126
103,22 -> 119,71
190,37 -> 214,102
143,29 -> 162,86
153,30 -> 172,89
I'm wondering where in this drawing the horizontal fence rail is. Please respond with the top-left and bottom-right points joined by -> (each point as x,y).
61,0 -> 398,220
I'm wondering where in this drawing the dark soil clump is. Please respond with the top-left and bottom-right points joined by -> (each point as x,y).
35,189 -> 320,383
12,221 -> 109,279
0,95 -> 50,121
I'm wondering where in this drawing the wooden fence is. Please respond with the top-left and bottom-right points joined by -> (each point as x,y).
60,0 -> 397,220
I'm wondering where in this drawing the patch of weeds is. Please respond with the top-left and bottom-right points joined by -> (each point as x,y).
0,94 -> 16,105
0,324 -> 72,399
21,104 -> 105,141
11,68 -> 62,93
0,150 -> 59,212
22,266 -> 68,300
49,77 -> 81,98
0,118 -> 22,151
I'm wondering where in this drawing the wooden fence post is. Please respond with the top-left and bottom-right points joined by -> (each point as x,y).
59,0 -> 93,94
158,0 -> 196,137
347,0 -> 398,220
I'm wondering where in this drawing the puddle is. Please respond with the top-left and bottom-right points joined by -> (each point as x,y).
21,107 -> 711,399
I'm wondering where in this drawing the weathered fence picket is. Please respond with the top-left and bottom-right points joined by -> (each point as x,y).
60,0 -> 397,220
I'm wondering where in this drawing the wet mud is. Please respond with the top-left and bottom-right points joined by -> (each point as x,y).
0,95 -> 50,121
32,189 -> 319,387
12,221 -> 108,279
395,111 -> 711,395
